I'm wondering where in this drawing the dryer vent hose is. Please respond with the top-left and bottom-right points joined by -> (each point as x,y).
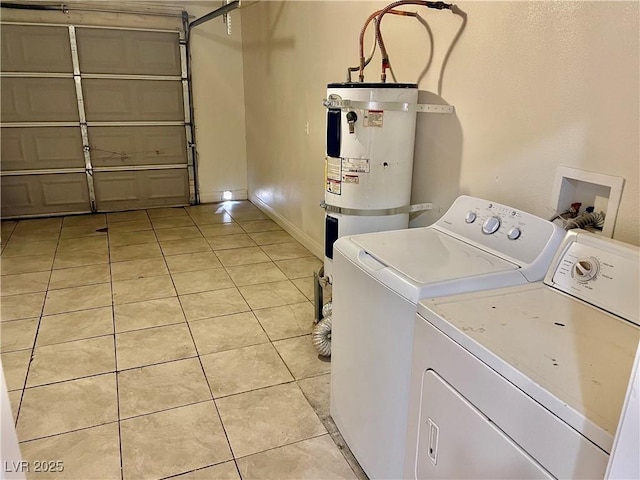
312,316 -> 332,357
565,211 -> 606,231
322,302 -> 333,319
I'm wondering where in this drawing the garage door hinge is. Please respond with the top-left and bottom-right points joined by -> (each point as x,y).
188,142 -> 196,149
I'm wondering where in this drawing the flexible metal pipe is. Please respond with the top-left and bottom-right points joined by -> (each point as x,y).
375,0 -> 453,81
322,301 -> 333,319
565,212 -> 606,231
355,8 -> 416,82
312,316 -> 332,357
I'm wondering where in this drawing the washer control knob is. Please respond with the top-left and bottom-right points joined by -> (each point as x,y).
507,227 -> 521,240
482,216 -> 501,234
465,211 -> 477,224
573,257 -> 599,282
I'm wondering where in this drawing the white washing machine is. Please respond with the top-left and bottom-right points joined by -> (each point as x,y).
405,231 -> 640,479
330,195 -> 565,479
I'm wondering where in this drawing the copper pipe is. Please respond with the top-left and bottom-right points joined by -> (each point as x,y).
358,9 -> 416,82
375,1 -> 453,81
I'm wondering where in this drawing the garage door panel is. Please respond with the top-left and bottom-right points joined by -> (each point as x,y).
147,170 -> 190,200
42,176 -> 89,205
1,78 -> 79,122
95,172 -> 137,202
83,79 -> 184,121
1,24 -> 72,73
1,127 -> 85,171
1,180 -> 32,211
89,126 -> 186,167
94,169 -> 188,211
76,29 -> 181,76
1,173 -> 90,217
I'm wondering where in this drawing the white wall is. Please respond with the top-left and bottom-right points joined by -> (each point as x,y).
188,4 -> 248,203
241,1 -> 639,251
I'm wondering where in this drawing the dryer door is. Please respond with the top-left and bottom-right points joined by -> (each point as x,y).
414,370 -> 551,479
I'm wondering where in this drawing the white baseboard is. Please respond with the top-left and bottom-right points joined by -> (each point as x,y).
249,193 -> 324,259
199,189 -> 248,204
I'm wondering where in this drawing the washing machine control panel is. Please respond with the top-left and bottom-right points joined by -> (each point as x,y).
439,196 -> 563,266
549,234 -> 639,325
464,202 -> 540,243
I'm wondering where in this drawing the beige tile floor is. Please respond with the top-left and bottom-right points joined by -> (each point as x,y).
0,201 -> 366,480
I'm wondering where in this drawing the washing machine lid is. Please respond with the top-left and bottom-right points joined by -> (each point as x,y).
419,283 -> 640,453
350,227 -> 518,285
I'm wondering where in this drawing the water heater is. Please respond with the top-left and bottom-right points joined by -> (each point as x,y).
323,82 -> 418,280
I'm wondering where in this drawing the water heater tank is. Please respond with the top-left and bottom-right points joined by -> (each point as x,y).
324,82 -> 418,280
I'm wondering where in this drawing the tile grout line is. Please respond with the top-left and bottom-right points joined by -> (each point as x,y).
158,461 -> 231,480
20,369 -> 122,392
0,220 -> 17,250
111,355 -> 200,376
13,217 -> 64,430
18,418 -> 121,446
117,398 -> 213,424
233,431 -> 333,462
109,211 -> 128,480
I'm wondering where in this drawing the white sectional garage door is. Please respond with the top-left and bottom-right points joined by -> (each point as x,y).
1,21 -> 194,218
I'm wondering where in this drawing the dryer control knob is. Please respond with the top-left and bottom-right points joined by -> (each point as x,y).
507,227 -> 521,240
465,211 -> 477,224
482,216 -> 501,234
573,257 -> 599,282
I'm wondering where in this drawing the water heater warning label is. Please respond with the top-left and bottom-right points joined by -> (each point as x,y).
326,157 -> 342,195
364,110 -> 383,127
327,179 -> 341,194
342,158 -> 370,173
343,175 -> 359,184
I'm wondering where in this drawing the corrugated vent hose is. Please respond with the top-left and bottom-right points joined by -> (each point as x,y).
313,302 -> 333,357
321,301 -> 332,319
565,211 -> 606,231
